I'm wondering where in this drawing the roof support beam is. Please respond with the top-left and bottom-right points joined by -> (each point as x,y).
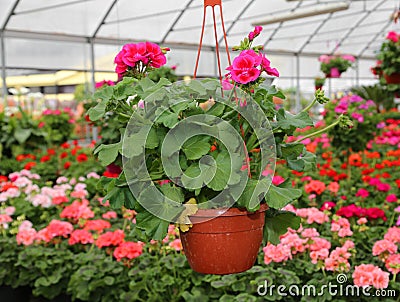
161,0 -> 194,44
92,0 -> 119,38
1,31 -> 8,104
105,0 -> 235,25
14,0 -> 93,16
331,0 -> 386,54
298,12 -> 334,54
217,0 -> 255,45
2,0 -> 21,30
358,18 -> 392,57
263,1 -> 303,48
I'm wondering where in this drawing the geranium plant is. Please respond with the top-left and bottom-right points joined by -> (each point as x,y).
319,54 -> 355,78
39,108 -> 75,145
89,30 -> 351,245
371,60 -> 383,77
314,77 -> 325,89
377,31 -> 400,77
323,94 -> 377,154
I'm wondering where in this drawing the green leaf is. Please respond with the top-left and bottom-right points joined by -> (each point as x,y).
181,164 -> 204,189
14,128 -> 31,144
207,152 -> 241,191
138,77 -> 156,91
104,187 -> 124,209
145,127 -> 159,149
265,185 -> 302,209
114,82 -> 136,100
135,210 -> 170,240
264,210 -> 301,245
94,142 -> 121,166
122,128 -> 148,158
160,184 -> 184,203
187,81 -> 207,95
236,178 -> 270,210
94,85 -> 114,101
88,99 -> 108,121
235,293 -> 257,302
276,109 -> 313,132
182,136 -> 211,160
123,187 -> 136,209
104,276 -> 115,286
204,102 -> 225,116
287,149 -> 316,172
280,143 -> 304,159
156,110 -> 179,128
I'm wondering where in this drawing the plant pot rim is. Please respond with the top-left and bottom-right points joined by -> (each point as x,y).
190,203 -> 268,218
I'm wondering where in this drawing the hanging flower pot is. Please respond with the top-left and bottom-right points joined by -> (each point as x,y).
315,85 -> 323,91
384,73 -> 400,84
326,67 -> 341,78
180,204 -> 268,275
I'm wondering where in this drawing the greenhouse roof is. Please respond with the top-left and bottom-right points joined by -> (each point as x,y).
0,0 -> 399,88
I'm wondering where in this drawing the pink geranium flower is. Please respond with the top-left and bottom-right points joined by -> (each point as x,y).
169,239 -> 183,251
372,239 -> 397,259
16,228 -> 37,246
384,227 -> 400,244
352,264 -> 389,289
113,241 -> 143,261
68,229 -> 94,245
385,254 -> 400,275
386,31 -> 399,43
226,52 -> 261,84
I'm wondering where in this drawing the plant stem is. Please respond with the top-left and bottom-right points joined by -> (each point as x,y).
388,210 -> 396,228
227,84 -> 237,103
118,112 -> 131,119
294,119 -> 340,143
301,98 -> 317,113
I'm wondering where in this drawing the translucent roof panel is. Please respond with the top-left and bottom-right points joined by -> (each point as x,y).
8,0 -> 113,36
5,38 -> 90,71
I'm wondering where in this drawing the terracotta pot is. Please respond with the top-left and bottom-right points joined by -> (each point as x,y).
180,204 -> 268,275
384,73 -> 400,84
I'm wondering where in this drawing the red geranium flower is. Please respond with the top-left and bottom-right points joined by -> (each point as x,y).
76,153 -> 88,162
24,162 -> 36,170
61,142 -> 70,149
71,146 -> 82,156
16,154 -> 26,162
25,154 -> 36,160
103,171 -> 119,178
64,162 -> 71,169
40,155 -> 51,163
60,152 -> 68,159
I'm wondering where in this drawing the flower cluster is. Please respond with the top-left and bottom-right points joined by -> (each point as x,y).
322,94 -> 378,153
225,26 -> 279,92
114,42 -> 169,79
352,264 -> 389,289
95,80 -> 115,89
